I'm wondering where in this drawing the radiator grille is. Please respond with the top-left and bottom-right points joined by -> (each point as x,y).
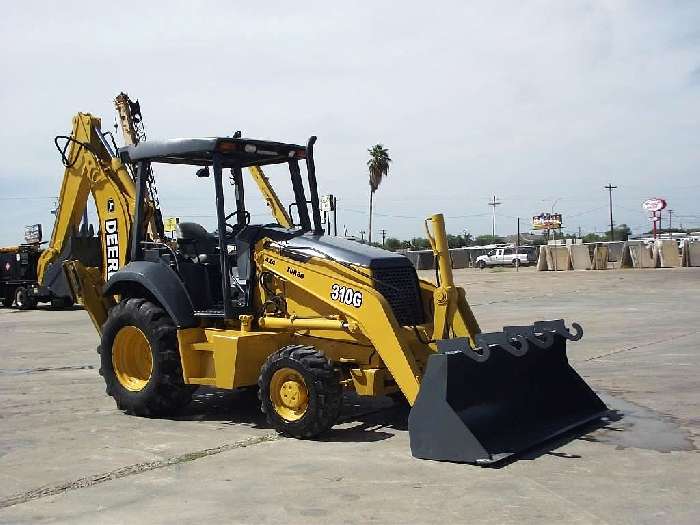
372,266 -> 425,326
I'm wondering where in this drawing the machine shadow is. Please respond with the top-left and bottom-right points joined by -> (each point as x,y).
487,409 -> 624,468
171,388 -> 620,458
170,388 -> 407,443
173,387 -> 267,426
319,396 -> 409,443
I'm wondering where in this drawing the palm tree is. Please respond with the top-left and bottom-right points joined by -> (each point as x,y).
367,144 -> 391,244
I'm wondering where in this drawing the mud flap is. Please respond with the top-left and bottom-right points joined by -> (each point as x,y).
408,320 -> 607,464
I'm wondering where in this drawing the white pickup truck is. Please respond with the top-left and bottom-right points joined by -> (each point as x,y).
475,248 -> 529,269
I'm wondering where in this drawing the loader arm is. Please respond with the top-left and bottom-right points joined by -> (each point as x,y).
424,213 -> 481,344
257,245 -> 424,403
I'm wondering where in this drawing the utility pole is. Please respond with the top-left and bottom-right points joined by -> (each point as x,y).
516,218 -> 520,272
332,196 -> 337,236
604,184 -> 617,241
488,195 -> 501,237
578,225 -> 582,239
380,229 -> 387,247
668,209 -> 673,234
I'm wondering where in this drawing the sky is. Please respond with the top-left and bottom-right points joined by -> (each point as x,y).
1,0 -> 699,246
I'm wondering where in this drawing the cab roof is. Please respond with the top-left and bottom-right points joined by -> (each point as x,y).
118,137 -> 306,168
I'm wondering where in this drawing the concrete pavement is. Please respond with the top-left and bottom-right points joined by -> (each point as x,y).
1,267 -> 698,524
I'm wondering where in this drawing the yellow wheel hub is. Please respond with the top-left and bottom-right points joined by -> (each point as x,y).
270,368 -> 309,421
112,326 -> 153,392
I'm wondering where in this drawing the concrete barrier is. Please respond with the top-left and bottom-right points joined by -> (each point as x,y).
536,245 -> 548,271
415,250 -> 435,270
607,241 -> 625,263
404,251 -> 420,268
449,248 -> 469,269
546,246 -> 571,271
624,241 -> 655,268
681,240 -> 700,267
654,240 -> 680,268
569,244 -> 592,270
592,244 -> 609,270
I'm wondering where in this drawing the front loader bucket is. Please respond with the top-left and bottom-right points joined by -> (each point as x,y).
408,320 -> 607,464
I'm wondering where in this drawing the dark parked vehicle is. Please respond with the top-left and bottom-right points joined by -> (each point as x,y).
0,244 -> 74,309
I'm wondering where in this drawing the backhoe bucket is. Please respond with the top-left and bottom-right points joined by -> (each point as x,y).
408,320 -> 607,464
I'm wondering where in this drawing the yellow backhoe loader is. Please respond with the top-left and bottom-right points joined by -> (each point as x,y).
47,109 -> 606,464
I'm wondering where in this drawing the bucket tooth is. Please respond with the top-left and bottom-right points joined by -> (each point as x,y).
503,324 -> 553,348
474,331 -> 528,356
408,320 -> 607,465
534,319 -> 583,341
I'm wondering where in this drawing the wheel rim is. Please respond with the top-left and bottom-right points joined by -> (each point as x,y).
112,326 -> 153,392
270,368 -> 309,421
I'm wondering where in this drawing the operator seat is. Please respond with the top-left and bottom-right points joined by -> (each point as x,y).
176,222 -> 218,263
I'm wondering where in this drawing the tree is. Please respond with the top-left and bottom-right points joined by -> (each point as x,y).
410,237 -> 431,250
582,224 -> 631,243
612,224 -> 631,241
475,234 -> 505,246
446,233 -> 474,248
367,144 -> 391,244
385,237 -> 402,251
582,232 -> 605,243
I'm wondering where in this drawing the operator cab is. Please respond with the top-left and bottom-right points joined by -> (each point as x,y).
118,135 -> 323,320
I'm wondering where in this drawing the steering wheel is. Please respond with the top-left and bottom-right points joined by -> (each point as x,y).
224,210 -> 251,239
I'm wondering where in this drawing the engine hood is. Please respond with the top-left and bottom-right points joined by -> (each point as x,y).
283,233 -> 413,269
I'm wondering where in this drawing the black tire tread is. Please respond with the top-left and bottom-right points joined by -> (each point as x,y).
99,298 -> 194,417
258,344 -> 342,439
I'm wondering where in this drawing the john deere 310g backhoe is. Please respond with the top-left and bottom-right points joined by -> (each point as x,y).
47,108 -> 606,465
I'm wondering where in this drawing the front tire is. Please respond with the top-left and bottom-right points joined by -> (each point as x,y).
99,298 -> 194,417
477,260 -> 486,270
258,345 -> 342,438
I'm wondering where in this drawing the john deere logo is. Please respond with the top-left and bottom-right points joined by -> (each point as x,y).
105,219 -> 120,280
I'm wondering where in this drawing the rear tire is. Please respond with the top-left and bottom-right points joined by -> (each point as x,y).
15,287 -> 36,310
99,298 -> 194,417
512,259 -> 519,267
258,345 -> 342,438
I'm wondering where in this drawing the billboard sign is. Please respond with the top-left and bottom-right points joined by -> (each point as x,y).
642,198 -> 666,212
532,212 -> 562,230
24,224 -> 42,244
163,217 -> 180,233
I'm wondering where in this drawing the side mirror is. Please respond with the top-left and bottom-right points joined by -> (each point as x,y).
196,167 -> 210,178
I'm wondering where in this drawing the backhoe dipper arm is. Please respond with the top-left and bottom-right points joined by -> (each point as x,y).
248,166 -> 293,228
38,113 -> 136,285
37,113 -> 147,332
